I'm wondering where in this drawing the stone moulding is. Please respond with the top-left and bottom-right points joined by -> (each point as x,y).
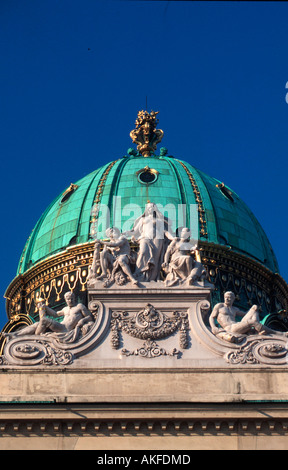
1,403 -> 288,438
1,414 -> 288,437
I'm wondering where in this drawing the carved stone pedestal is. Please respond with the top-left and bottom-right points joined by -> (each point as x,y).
87,280 -> 211,362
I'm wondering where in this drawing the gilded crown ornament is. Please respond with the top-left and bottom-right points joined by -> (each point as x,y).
130,110 -> 164,157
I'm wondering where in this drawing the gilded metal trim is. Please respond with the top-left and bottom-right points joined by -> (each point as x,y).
176,160 -> 208,238
60,183 -> 79,204
136,166 -> 159,185
90,160 -> 120,238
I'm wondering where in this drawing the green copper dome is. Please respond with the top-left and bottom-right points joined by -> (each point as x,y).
17,152 -> 279,275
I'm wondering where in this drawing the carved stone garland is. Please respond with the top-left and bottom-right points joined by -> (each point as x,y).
110,303 -> 189,358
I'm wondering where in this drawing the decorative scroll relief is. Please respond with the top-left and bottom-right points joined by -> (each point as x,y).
0,338 -> 74,366
191,294 -> 288,366
0,297 -> 108,366
225,338 -> 288,366
122,339 -> 179,358
110,303 -> 189,358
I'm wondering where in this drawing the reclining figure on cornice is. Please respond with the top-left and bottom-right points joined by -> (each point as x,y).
209,291 -> 288,343
3,291 -> 94,344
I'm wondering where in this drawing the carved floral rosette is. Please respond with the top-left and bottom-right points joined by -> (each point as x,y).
189,300 -> 288,366
0,301 -> 108,367
110,303 -> 189,358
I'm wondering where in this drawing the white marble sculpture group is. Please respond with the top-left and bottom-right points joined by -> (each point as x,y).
87,202 -> 206,288
2,202 -> 288,367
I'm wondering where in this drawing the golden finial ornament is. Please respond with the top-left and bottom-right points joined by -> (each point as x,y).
130,110 -> 164,157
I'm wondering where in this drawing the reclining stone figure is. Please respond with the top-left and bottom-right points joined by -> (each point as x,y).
3,292 -> 94,343
209,291 -> 288,343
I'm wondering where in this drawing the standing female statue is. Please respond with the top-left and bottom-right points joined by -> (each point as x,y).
130,202 -> 172,282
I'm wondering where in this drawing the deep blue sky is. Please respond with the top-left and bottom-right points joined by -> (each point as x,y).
1,0 -> 288,328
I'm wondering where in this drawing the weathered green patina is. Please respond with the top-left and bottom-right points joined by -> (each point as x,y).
17,152 -> 279,275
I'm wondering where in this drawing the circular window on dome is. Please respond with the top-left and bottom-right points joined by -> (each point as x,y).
60,183 -> 78,204
136,167 -> 159,185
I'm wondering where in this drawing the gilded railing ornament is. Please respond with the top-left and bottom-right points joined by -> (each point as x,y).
130,110 -> 164,157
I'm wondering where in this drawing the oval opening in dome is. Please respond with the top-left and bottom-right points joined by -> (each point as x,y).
60,184 -> 78,204
137,168 -> 158,185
